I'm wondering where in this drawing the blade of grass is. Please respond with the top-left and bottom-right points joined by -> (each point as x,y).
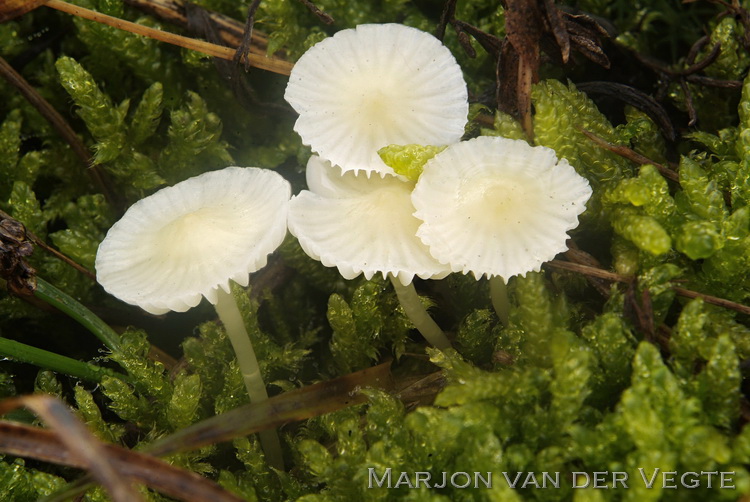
0,337 -> 129,383
33,277 -> 121,351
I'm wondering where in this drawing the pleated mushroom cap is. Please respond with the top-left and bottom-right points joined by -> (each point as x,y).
412,136 -> 592,280
95,167 -> 291,315
285,23 -> 468,176
288,156 -> 450,285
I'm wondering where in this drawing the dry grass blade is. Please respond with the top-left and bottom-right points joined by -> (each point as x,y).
147,361 -> 394,457
0,397 -> 245,502
0,395 -> 144,502
124,0 -> 270,52
44,0 -> 293,75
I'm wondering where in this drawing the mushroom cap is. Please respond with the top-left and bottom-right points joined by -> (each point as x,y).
287,156 -> 450,285
284,23 -> 468,176
412,136 -> 592,280
95,167 -> 291,315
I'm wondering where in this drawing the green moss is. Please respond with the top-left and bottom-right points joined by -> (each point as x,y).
4,2 -> 750,500
378,144 -> 447,181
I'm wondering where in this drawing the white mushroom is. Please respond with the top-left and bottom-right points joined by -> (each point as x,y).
95,166 -> 289,467
411,136 -> 592,322
288,155 -> 452,349
284,23 -> 469,177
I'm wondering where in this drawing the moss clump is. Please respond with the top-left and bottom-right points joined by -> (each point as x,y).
2,1 -> 750,501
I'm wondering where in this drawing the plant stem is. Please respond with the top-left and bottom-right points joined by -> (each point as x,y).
213,286 -> 283,469
489,276 -> 510,326
389,275 -> 451,350
45,0 -> 293,75
34,277 -> 121,352
0,337 -> 128,383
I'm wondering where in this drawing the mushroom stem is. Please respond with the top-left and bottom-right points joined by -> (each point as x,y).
214,287 -> 284,469
388,275 -> 451,350
489,276 -> 510,326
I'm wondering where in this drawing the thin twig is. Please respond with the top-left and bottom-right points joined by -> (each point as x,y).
577,128 -> 680,182
296,0 -> 334,25
544,259 -> 750,316
673,287 -> 750,316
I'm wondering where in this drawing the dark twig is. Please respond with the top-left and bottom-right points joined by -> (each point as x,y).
685,74 -> 742,88
576,81 -> 676,141
234,0 -> 262,72
673,286 -> 750,315
630,38 -> 742,127
680,79 -> 698,126
686,35 -> 710,65
296,0 -> 334,24
436,0 -> 458,41
544,259 -> 750,316
683,41 -> 722,75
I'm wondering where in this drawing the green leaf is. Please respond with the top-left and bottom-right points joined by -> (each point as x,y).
480,110 -> 526,141
581,313 -> 636,397
679,156 -> 728,222
158,91 -> 232,181
130,82 -> 164,146
328,293 -> 375,373
675,219 -> 722,259
55,56 -> 128,164
0,109 -> 22,200
33,370 -> 62,397
377,144 -> 446,181
670,298 -> 709,366
7,181 -> 45,238
532,80 -> 630,187
74,385 -> 122,442
697,335 -> 740,429
611,208 -> 671,256
167,372 -> 203,430
101,375 -> 155,426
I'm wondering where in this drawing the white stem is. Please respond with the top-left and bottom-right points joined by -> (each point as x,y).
214,286 -> 284,470
489,275 -> 510,326
389,275 -> 451,350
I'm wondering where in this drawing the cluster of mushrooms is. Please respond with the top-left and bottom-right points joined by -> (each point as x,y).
94,24 -> 592,466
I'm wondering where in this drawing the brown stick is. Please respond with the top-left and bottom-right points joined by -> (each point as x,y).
124,0 -> 269,51
45,0 -> 293,76
545,259 -> 750,316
